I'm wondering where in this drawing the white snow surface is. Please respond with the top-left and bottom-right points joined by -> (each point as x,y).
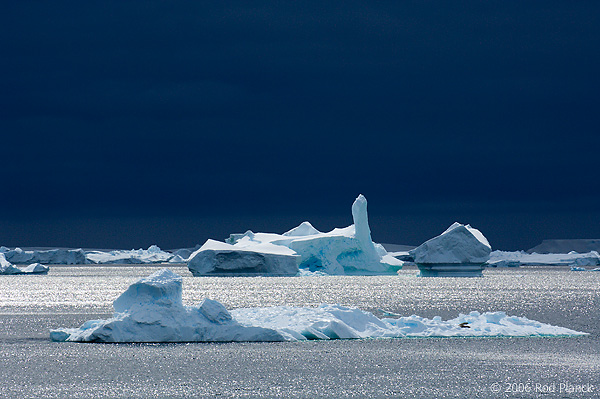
220,194 -> 403,275
489,250 -> 600,267
2,248 -> 86,264
86,245 -> 174,264
187,239 -> 299,276
410,222 -> 492,264
232,306 -> 585,340
50,269 -> 284,343
51,269 -> 586,343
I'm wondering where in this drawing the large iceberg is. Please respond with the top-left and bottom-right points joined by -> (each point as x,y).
409,222 -> 492,276
187,240 -> 299,276
1,247 -> 86,265
85,245 -> 174,264
0,253 -> 49,275
51,269 -> 586,342
50,269 -> 285,342
212,195 -> 403,275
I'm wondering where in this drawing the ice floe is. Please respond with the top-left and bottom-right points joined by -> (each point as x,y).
196,194 -> 403,276
51,269 -> 586,343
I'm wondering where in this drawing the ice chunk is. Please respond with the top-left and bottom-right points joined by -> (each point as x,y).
222,195 -> 403,275
86,245 -> 173,264
187,240 -> 299,276
570,266 -> 587,271
3,248 -> 86,265
50,269 -> 285,343
18,263 -> 49,274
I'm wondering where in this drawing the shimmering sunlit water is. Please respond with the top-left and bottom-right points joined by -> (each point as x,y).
1,265 -> 599,398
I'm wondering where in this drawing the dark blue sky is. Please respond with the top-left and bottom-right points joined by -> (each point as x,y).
1,1 -> 599,250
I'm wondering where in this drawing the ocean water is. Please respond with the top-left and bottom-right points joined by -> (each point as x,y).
1,266 -> 599,398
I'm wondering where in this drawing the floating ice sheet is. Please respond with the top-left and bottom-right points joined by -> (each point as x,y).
51,269 -> 586,343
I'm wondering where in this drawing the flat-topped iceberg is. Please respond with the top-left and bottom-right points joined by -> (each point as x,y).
1,248 -> 86,265
488,250 -> 600,267
410,222 -> 492,277
187,239 -> 299,276
51,269 -> 586,342
86,245 -> 174,264
50,269 -> 285,343
0,254 -> 49,275
212,195 -> 402,275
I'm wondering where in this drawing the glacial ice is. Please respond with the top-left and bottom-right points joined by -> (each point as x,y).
211,195 -> 403,275
187,239 -> 299,276
0,254 -> 49,275
85,245 -> 174,264
51,269 -> 587,343
50,269 -> 285,343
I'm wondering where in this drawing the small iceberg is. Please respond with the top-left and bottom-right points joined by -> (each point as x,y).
409,222 -> 492,277
51,269 -> 586,343
0,254 -> 49,275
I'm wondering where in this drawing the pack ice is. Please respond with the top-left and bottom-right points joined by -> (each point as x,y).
51,269 -> 586,342
409,222 -> 491,276
0,253 -> 49,275
187,195 -> 403,276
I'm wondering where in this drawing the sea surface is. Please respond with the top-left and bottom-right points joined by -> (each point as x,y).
1,266 -> 599,398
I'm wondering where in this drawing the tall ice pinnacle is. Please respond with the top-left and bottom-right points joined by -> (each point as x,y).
351,194 -> 377,255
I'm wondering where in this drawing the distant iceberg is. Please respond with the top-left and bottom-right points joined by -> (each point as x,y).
85,245 -> 174,264
187,239 -> 299,276
488,250 -> 600,267
51,269 -> 586,343
0,254 -> 49,275
1,248 -> 86,265
409,222 -> 491,277
190,195 -> 403,276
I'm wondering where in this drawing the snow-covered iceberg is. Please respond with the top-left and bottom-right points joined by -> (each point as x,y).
85,245 -> 174,264
50,269 -> 285,343
488,250 -> 600,267
215,195 -> 403,275
409,222 -> 491,277
51,269 -> 586,342
0,254 -> 49,275
187,240 -> 299,276
1,248 -> 85,265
